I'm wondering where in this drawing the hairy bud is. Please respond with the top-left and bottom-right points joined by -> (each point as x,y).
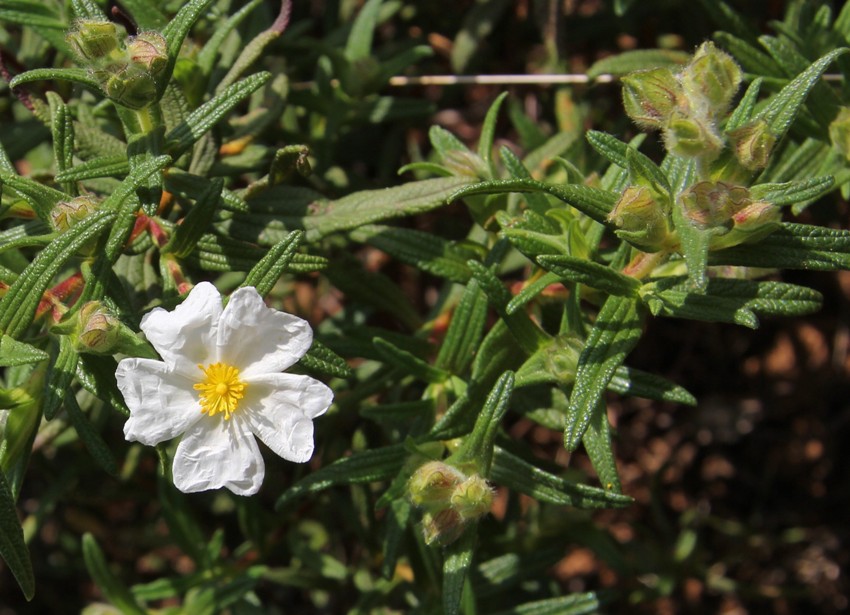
681,42 -> 742,116
679,181 -> 751,229
75,301 -> 121,354
728,120 -> 776,171
127,31 -> 168,76
621,67 -> 682,130
105,66 -> 158,109
608,186 -> 672,252
50,195 -> 101,232
66,20 -> 121,63
664,111 -> 723,160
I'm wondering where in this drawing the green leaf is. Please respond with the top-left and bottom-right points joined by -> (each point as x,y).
436,278 -> 489,375
345,0 -> 384,61
350,225 -> 475,283
0,470 -> 34,601
0,336 -> 48,367
0,209 -> 116,338
710,222 -> 850,271
468,260 -> 550,354
55,155 -> 130,182
608,366 -> 697,405
0,173 -> 67,222
451,179 -> 617,224
158,0 -> 218,97
479,92 -> 509,173
117,0 -> 168,30
373,337 -> 448,384
82,533 -> 146,615
750,176 -> 834,207
725,78 -> 763,131
240,230 -> 303,297
43,336 -> 80,420
70,0 -> 106,19
166,72 -> 271,156
756,48 -> 849,143
275,445 -> 407,510
0,1 -> 64,28
196,0 -> 264,75
714,32 -> 781,76
490,593 -> 600,615
299,341 -> 353,379
167,178 -> 225,258
582,399 -> 621,492
64,393 -> 119,477
77,355 -> 130,416
537,254 -> 640,297
449,371 -> 515,475
451,0 -> 512,73
9,68 -> 101,92
490,447 -> 632,508
640,277 -> 823,329
587,49 -> 690,78
443,529 -> 476,615
565,296 -> 643,450
47,92 -> 75,193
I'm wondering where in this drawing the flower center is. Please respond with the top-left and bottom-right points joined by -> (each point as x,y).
194,362 -> 245,420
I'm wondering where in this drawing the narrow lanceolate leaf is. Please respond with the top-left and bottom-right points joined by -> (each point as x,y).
608,366 -> 697,406
0,1 -> 65,28
725,78 -> 763,131
469,261 -> 550,354
303,177 -> 476,241
373,338 -> 449,384
479,92 -> 509,173
587,131 -> 670,194
0,209 -> 116,338
275,445 -> 407,510
70,0 -> 106,19
757,48 -> 849,143
166,72 -> 271,156
712,223 -> 850,271
157,0 -> 218,97
115,0 -> 168,29
241,231 -> 303,297
350,225 -> 475,283
582,399 -> 622,492
443,529 -> 477,615
436,278 -> 488,374
48,92 -> 75,192
586,48 -> 690,77
0,471 -> 34,601
490,447 -> 633,508
345,0 -> 383,60
10,68 -> 101,92
537,254 -> 640,297
0,174 -> 66,221
43,336 -> 80,420
451,179 -> 617,224
750,176 -> 834,207
82,534 -> 146,615
449,371 -> 515,475
55,156 -> 130,182
168,178 -> 225,258
77,355 -> 130,416
490,593 -> 600,615
640,278 -> 822,329
64,394 -> 119,476
565,296 -> 643,451
0,336 -> 49,367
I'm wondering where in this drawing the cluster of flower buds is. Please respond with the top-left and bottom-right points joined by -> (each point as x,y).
66,20 -> 167,110
678,180 -> 781,249
623,42 -> 773,171
407,460 -> 494,545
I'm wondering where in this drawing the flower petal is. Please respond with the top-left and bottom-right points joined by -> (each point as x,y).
241,373 -> 333,463
217,287 -> 313,377
171,416 -> 265,496
140,281 -> 222,374
117,358 -> 202,446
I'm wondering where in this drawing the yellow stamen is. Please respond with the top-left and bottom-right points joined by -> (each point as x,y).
194,362 -> 246,420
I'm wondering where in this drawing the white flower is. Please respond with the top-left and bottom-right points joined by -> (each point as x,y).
115,282 -> 333,496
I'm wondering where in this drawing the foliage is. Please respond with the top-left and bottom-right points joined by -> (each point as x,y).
1,0 -> 848,613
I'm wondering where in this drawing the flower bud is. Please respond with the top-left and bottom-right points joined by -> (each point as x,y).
681,42 -> 742,116
50,195 -> 101,232
450,474 -> 493,521
105,66 -> 158,109
829,107 -> 850,161
607,186 -> 672,252
663,111 -> 723,159
712,200 -> 781,249
66,20 -> 121,63
127,31 -> 168,76
443,149 -> 490,179
421,508 -> 465,546
408,461 -> 465,511
679,181 -> 750,229
621,67 -> 682,130
728,120 -> 776,171
74,301 -> 121,354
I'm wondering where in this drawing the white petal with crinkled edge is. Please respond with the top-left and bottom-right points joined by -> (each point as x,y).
172,415 -> 265,496
140,282 -> 223,375
117,358 -> 202,446
241,373 -> 333,463
217,287 -> 313,378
